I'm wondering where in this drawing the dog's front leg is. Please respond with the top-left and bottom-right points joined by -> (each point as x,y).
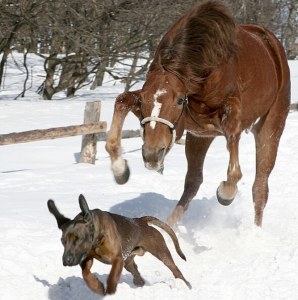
105,256 -> 124,295
81,257 -> 105,295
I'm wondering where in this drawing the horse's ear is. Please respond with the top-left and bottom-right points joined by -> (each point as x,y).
78,194 -> 92,221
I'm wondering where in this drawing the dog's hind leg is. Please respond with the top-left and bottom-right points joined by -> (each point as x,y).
80,257 -> 105,295
124,255 -> 145,287
143,228 -> 192,289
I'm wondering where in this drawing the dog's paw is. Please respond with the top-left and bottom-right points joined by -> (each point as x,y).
133,277 -> 145,287
166,278 -> 192,290
177,225 -> 188,234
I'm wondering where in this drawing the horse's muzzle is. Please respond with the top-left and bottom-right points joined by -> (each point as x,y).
144,162 -> 164,174
142,146 -> 166,174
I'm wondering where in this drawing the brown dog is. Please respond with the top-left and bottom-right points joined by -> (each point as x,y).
47,194 -> 191,295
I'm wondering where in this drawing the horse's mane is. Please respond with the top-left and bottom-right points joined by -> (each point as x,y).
151,0 -> 238,91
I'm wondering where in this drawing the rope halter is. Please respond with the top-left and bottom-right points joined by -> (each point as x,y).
140,96 -> 188,150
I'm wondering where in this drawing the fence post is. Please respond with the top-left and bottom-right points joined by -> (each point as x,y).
80,101 -> 101,164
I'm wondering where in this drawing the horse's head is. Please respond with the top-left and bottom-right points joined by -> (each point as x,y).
139,70 -> 187,174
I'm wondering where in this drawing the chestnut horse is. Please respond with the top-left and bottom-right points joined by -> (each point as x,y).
106,0 -> 290,227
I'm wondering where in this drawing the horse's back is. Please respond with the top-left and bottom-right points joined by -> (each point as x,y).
239,24 -> 290,99
236,24 -> 290,122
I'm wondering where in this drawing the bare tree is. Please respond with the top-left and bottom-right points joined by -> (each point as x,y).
0,1 -> 45,88
1,0 -> 297,99
276,0 -> 298,59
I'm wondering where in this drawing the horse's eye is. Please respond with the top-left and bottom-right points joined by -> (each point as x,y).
177,98 -> 184,105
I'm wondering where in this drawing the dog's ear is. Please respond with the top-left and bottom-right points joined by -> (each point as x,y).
78,194 -> 92,222
47,199 -> 71,229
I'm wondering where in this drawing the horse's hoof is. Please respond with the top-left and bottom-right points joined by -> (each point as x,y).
216,181 -> 237,206
216,187 -> 234,206
114,164 -> 130,184
167,205 -> 184,227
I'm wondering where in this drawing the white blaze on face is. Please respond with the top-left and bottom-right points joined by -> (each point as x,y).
150,88 -> 167,129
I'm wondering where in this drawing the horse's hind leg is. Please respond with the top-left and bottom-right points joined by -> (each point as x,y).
167,133 -> 214,226
252,101 -> 289,226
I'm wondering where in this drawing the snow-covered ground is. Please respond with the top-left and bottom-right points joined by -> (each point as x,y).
0,54 -> 298,300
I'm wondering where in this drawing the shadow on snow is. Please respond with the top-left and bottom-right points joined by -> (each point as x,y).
34,273 -> 137,300
109,192 -> 242,232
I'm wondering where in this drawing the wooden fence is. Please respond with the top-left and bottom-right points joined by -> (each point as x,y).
0,100 -> 191,164
290,103 -> 298,111
0,101 -> 143,164
0,101 -> 106,164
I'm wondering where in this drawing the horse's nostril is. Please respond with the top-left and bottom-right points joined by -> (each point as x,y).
141,145 -> 146,161
157,147 -> 166,161
142,145 -> 166,162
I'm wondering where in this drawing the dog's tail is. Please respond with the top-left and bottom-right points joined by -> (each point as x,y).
142,216 -> 186,261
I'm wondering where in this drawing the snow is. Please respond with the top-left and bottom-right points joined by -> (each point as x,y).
0,54 -> 298,300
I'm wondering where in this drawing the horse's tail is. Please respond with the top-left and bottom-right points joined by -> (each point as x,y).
141,216 -> 186,261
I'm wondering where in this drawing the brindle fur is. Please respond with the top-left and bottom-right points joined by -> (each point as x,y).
48,195 -> 191,296
105,1 -> 290,226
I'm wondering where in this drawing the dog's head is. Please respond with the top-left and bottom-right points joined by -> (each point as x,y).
47,194 -> 95,267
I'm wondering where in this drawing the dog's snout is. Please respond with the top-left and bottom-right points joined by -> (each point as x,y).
63,253 -> 75,266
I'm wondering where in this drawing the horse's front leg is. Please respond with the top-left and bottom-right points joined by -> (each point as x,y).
217,96 -> 242,205
217,135 -> 242,205
167,133 -> 214,226
105,91 -> 141,184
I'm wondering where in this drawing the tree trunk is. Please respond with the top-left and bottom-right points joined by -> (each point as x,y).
42,55 -> 57,100
283,2 -> 298,59
0,49 -> 10,89
21,50 -> 29,97
90,57 -> 109,90
124,53 -> 139,92
0,23 -> 23,88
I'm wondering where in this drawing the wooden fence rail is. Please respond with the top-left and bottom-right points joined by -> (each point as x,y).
0,100 -> 174,164
0,101 -> 106,164
0,122 -> 106,145
97,129 -> 140,141
290,103 -> 298,111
